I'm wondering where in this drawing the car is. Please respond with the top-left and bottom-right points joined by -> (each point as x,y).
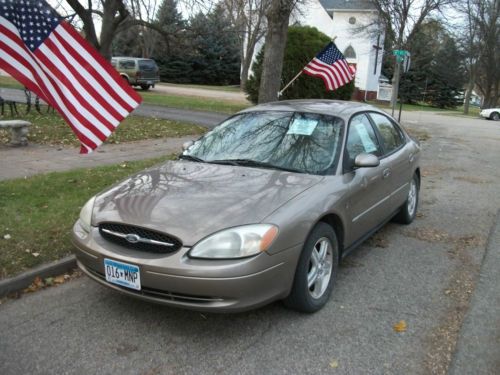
72,100 -> 421,313
111,57 -> 160,90
479,107 -> 500,121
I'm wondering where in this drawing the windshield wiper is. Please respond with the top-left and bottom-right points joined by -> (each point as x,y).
178,154 -> 205,163
209,159 -> 304,173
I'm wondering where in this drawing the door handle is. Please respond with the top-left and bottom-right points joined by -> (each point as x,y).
383,168 -> 391,179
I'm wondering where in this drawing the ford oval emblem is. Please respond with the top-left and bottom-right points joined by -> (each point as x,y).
125,234 -> 141,243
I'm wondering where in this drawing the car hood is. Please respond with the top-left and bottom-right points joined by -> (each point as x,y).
92,161 -> 323,246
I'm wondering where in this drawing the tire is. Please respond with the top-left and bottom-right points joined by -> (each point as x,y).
394,173 -> 419,224
284,222 -> 339,313
490,112 -> 499,121
141,84 -> 151,91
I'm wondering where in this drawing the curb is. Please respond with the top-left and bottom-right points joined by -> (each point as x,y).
0,255 -> 76,298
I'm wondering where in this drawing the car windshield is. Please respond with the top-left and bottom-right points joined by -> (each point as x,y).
183,111 -> 344,175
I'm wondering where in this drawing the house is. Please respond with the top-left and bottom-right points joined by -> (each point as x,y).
292,0 -> 385,100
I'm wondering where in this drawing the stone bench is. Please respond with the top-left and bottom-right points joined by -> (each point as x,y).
0,120 -> 31,146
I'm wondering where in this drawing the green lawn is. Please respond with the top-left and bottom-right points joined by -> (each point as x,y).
0,75 -> 23,89
0,109 -> 206,147
0,156 -> 175,279
140,91 -> 249,114
158,82 -> 241,92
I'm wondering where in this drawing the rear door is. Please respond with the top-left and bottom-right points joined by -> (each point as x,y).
343,113 -> 394,245
368,112 -> 411,209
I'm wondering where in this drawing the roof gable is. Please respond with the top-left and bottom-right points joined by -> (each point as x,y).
319,0 -> 377,11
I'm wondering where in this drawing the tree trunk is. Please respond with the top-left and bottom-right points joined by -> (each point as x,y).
258,0 -> 295,103
463,69 -> 475,115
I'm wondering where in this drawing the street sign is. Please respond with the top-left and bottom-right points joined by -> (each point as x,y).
392,49 -> 408,56
403,53 -> 411,73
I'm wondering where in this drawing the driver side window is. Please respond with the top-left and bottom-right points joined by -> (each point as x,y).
345,113 -> 381,170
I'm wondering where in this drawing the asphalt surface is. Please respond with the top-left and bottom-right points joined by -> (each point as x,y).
0,87 -> 228,128
1,112 -> 499,374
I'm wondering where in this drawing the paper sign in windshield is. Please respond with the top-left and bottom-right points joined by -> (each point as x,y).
287,118 -> 318,136
354,123 -> 378,153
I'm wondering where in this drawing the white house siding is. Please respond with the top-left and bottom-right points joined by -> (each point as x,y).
248,0 -> 384,100
327,9 -> 383,98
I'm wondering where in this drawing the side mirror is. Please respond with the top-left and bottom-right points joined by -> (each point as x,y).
354,153 -> 380,168
182,140 -> 194,151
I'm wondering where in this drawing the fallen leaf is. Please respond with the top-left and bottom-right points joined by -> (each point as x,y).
45,277 -> 54,286
393,320 -> 407,333
329,360 -> 339,368
54,275 -> 65,284
4,234 -> 11,240
32,252 -> 40,257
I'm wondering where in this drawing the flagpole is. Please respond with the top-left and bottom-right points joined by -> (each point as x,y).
277,36 -> 337,98
278,70 -> 303,97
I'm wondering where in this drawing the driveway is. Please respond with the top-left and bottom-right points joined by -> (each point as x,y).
1,112 -> 499,374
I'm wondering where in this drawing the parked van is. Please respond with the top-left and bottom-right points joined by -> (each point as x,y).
111,57 -> 160,90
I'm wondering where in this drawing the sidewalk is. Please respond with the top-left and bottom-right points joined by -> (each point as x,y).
0,136 -> 195,181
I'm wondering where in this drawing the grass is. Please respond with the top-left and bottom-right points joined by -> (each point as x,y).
158,82 -> 241,92
0,156 -> 174,279
0,108 -> 206,147
140,91 -> 249,114
0,75 -> 24,89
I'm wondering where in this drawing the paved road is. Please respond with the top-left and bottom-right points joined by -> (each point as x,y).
0,87 -> 228,128
1,112 -> 499,374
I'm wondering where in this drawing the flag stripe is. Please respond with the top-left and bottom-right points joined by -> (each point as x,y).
304,64 -> 336,90
0,24 -> 102,148
36,44 -> 118,130
33,50 -> 113,138
57,23 -> 141,109
0,2 -> 142,153
311,59 -> 342,88
304,67 -> 334,90
40,37 -> 124,122
302,41 -> 355,91
50,29 -> 133,117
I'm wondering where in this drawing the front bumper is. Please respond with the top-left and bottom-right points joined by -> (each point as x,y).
72,221 -> 302,312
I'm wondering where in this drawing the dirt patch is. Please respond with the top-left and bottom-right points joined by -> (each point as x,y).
407,128 -> 431,142
454,176 -> 492,184
366,231 -> 390,248
341,258 -> 364,268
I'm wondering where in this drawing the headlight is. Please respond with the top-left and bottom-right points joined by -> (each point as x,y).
79,196 -> 96,233
189,224 -> 279,259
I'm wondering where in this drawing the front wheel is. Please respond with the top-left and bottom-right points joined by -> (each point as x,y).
394,173 -> 419,224
490,112 -> 499,121
284,222 -> 339,313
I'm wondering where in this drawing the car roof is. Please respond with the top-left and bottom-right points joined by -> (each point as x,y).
239,99 -> 388,120
111,57 -> 154,61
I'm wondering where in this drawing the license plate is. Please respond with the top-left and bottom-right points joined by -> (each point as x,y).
104,258 -> 141,290
147,80 -> 153,84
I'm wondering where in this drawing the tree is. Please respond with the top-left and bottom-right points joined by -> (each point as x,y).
399,21 -> 465,108
258,0 -> 299,103
65,0 -> 129,60
188,5 -> 241,84
222,0 -> 270,89
246,26 -> 354,103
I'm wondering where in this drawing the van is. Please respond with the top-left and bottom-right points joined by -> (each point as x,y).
111,57 -> 160,91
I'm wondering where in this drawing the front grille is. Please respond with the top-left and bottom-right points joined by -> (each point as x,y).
99,222 -> 182,254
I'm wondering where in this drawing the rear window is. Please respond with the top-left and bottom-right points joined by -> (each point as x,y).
138,60 -> 157,71
118,60 -> 135,69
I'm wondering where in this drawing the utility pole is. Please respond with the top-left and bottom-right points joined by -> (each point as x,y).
391,59 -> 401,117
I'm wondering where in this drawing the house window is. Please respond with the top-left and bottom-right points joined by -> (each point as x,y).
344,46 -> 356,59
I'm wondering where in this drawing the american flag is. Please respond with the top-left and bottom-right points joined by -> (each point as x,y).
303,42 -> 356,91
0,0 -> 142,153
